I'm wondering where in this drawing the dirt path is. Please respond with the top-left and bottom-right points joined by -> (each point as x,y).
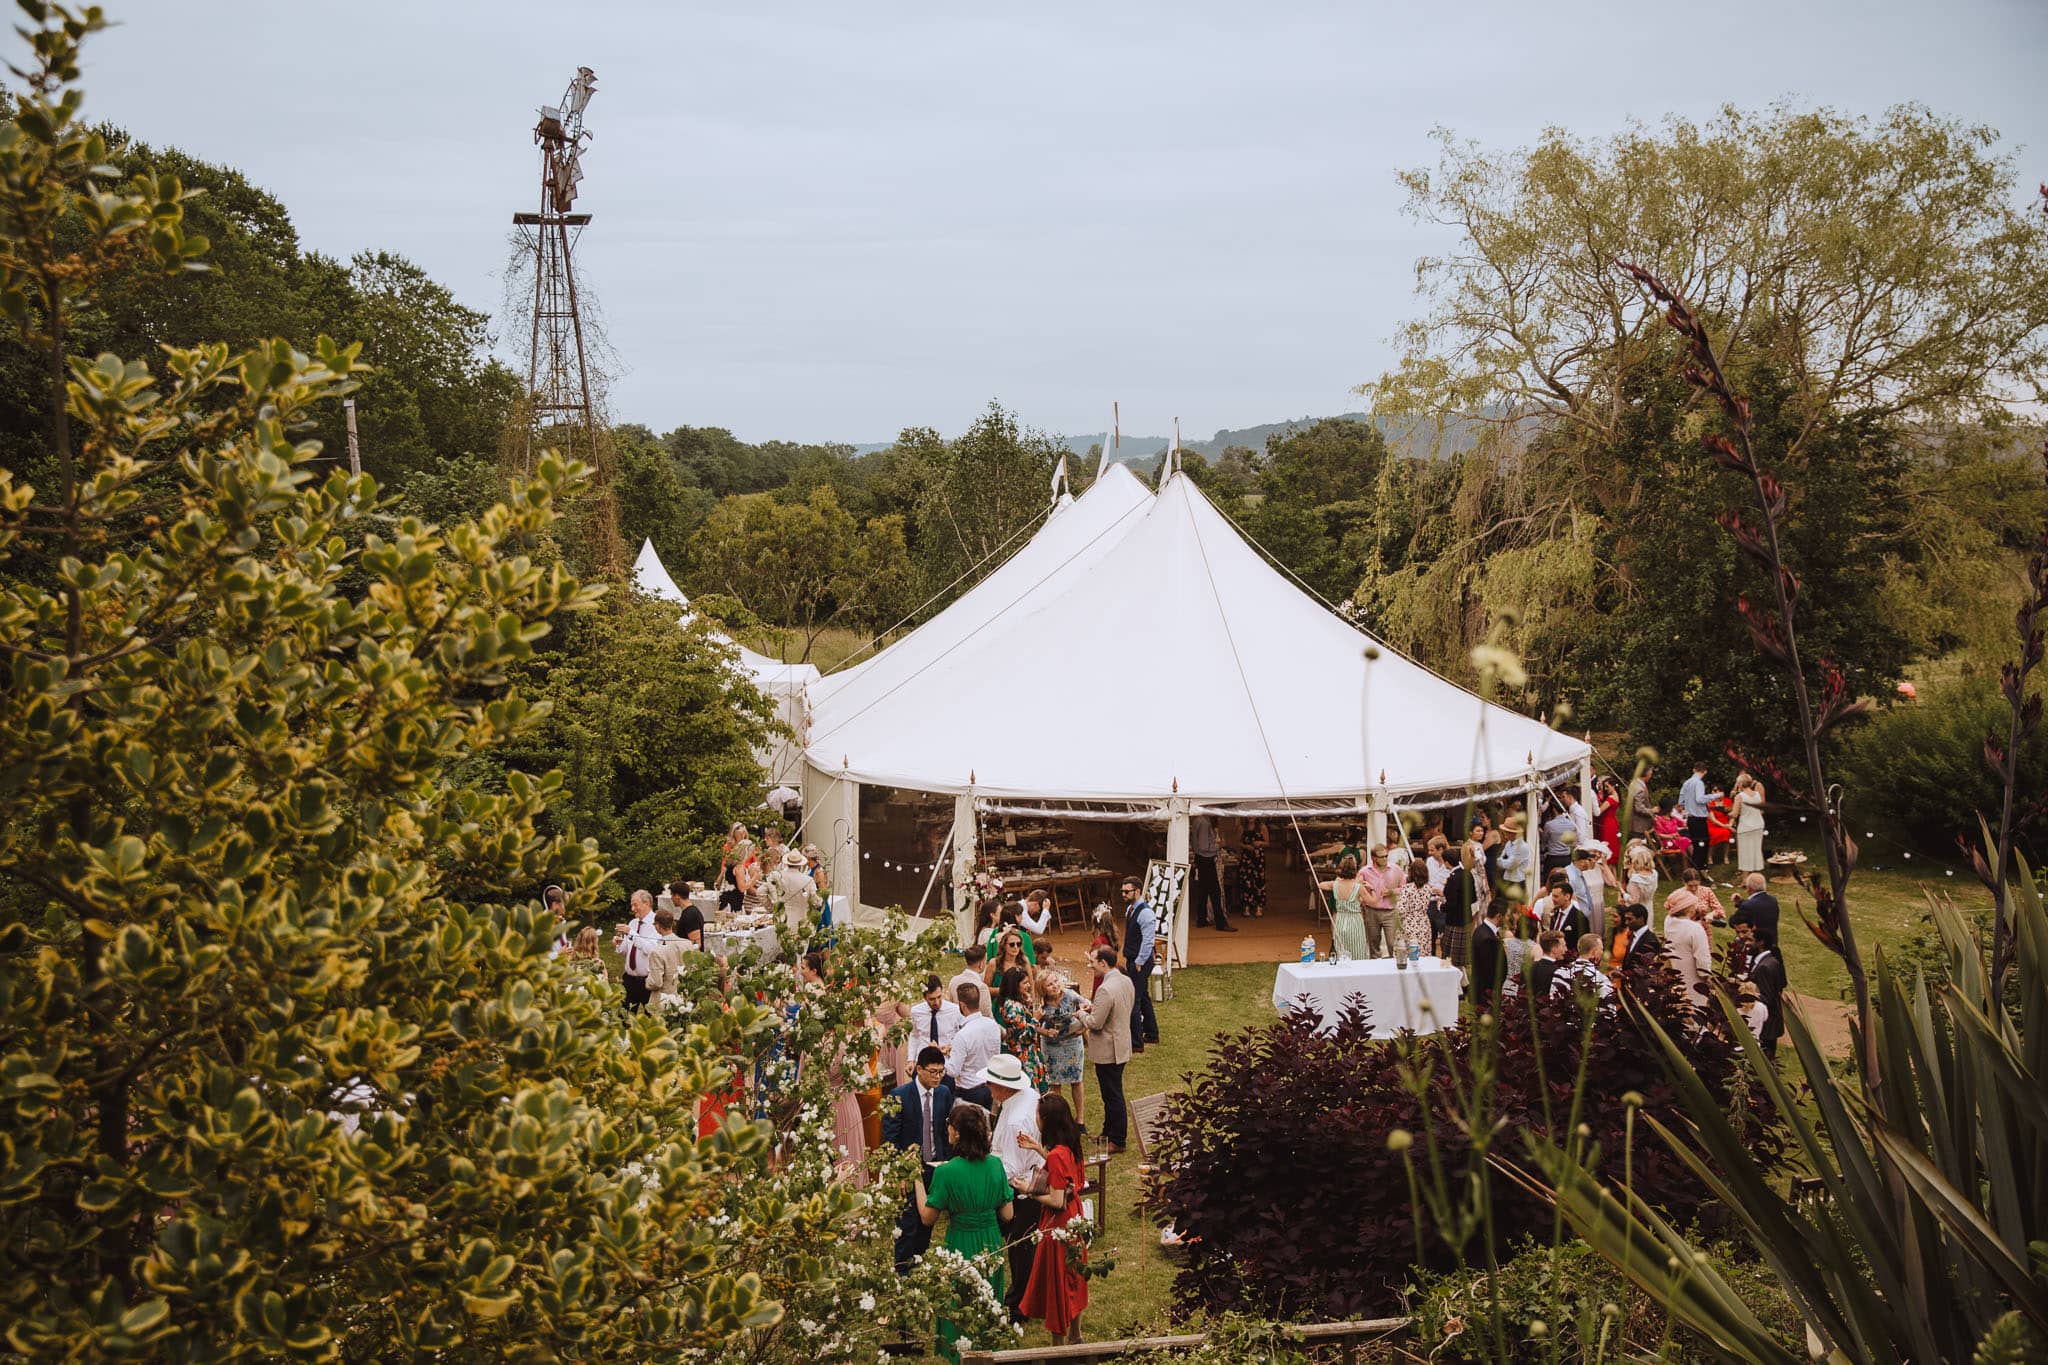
1787,990 -> 1854,1055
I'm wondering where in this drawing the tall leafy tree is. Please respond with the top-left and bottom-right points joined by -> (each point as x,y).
0,12 -> 913,1355
1575,351 -> 1915,772
885,401 -> 1065,599
500,597 -> 774,898
688,485 -> 911,660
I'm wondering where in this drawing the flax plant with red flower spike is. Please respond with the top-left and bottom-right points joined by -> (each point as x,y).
1618,260 -> 1879,1090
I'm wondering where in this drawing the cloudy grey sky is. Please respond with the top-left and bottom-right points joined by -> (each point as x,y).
76,1 -> 2048,445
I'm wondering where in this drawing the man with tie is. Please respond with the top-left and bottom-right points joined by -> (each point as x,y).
611,888 -> 660,1011
1540,877 -> 1590,950
881,1046 -> 953,1270
1621,901 -> 1663,970
909,975 -> 963,1084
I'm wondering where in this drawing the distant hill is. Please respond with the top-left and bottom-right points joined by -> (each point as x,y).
850,411 -> 1499,465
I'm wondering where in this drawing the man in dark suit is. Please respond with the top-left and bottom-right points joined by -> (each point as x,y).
1747,926 -> 1788,1059
1730,872 -> 1781,941
1621,902 -> 1662,969
1540,879 -> 1590,951
1468,901 -> 1506,1011
882,1046 -> 953,1270
1530,931 -> 1567,999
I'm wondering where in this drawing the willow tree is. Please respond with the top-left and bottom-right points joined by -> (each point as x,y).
1358,103 -> 2048,736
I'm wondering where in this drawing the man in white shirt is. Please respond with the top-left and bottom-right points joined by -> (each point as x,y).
1564,789 -> 1597,855
908,975 -> 963,1079
1495,821 -> 1532,905
948,945 -> 991,1005
985,1054 -> 1043,1321
1551,934 -> 1616,1002
1566,846 -> 1607,942
949,981 -> 1002,1108
1678,762 -> 1722,872
1540,804 -> 1576,879
1018,889 -> 1054,937
612,889 -> 660,1011
1188,813 -> 1235,932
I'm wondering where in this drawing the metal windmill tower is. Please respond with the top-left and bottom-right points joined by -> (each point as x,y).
514,66 -> 621,572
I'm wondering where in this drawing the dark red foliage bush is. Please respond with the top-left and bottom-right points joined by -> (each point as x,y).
1148,960 -> 1783,1321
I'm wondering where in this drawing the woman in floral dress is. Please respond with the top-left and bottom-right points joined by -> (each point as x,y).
1396,861 -> 1434,958
1238,819 -> 1269,918
1034,966 -> 1086,1127
995,967 -> 1048,1087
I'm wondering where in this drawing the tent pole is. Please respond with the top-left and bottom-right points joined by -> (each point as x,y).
1165,800 -> 1191,975
1579,754 -> 1596,823
950,790 -> 979,950
801,760 -> 860,920
915,824 -> 954,920
1525,772 -> 1541,906
1367,789 -> 1389,852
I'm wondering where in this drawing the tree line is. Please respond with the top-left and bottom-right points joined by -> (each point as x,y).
29,92 -> 2044,853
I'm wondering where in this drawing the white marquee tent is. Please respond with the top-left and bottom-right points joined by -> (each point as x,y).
799,464 -> 1593,957
630,539 -> 820,790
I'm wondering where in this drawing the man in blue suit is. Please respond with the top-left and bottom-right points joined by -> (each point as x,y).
882,1045 -> 953,1270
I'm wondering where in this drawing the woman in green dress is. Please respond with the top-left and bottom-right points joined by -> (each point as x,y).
915,1100 -> 1014,1359
1319,853 -> 1369,961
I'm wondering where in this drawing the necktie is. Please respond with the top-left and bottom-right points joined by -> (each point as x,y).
921,1089 -> 934,1162
929,1011 -> 940,1043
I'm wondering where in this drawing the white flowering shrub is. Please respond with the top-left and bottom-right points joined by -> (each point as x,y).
656,913 -> 990,1362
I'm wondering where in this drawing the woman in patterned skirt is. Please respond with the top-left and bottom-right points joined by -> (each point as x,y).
1238,819 -> 1268,918
1034,966 -> 1087,1127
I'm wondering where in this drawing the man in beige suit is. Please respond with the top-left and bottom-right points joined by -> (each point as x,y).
1081,946 -> 1135,1152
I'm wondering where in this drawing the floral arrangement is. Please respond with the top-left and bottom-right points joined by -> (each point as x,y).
958,857 -> 1007,922
1034,1214 -> 1115,1280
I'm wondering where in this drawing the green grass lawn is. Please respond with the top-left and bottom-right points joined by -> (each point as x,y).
1066,962 -> 1278,1341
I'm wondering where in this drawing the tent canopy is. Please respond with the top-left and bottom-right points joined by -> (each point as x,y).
810,461 -> 1154,712
803,470 -> 1587,803
630,539 -> 821,689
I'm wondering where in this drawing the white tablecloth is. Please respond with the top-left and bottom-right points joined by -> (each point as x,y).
1272,959 -> 1462,1036
703,923 -> 780,960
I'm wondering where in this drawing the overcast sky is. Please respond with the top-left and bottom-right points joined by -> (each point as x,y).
74,1 -> 2048,445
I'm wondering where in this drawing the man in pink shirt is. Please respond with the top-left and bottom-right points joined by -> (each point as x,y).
1359,845 -> 1403,958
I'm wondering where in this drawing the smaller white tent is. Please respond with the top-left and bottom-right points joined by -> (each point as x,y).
629,539 -> 819,791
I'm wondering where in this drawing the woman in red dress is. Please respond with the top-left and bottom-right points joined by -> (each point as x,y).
1595,777 -> 1622,868
1017,1093 -> 1089,1343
